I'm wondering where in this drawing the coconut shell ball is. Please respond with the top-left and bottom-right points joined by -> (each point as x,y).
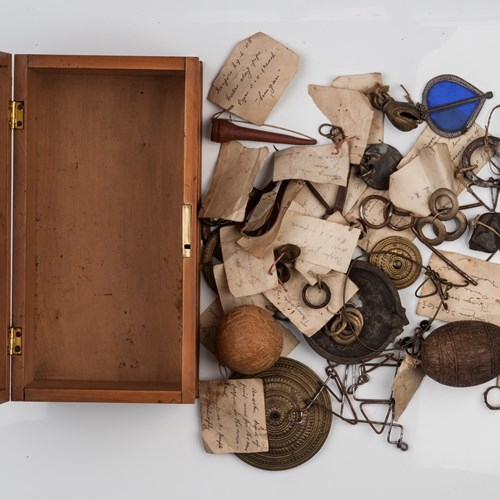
215,305 -> 284,375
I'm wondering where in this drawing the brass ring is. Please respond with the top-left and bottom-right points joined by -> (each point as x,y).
414,216 -> 446,246
359,195 -> 393,229
325,306 -> 364,345
302,282 -> 331,309
432,211 -> 467,241
428,188 -> 459,221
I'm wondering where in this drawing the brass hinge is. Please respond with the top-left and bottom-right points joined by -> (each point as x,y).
9,100 -> 24,129
8,327 -> 22,356
182,204 -> 192,258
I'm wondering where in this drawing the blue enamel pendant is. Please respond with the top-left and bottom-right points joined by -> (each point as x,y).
420,74 -> 493,138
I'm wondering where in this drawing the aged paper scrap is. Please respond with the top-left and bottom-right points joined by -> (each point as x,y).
332,72 -> 384,144
392,356 -> 425,421
416,251 -> 500,325
273,143 -> 349,185
264,270 -> 358,336
208,32 -> 300,126
199,142 -> 269,222
399,123 -> 489,169
275,211 -> 361,273
199,379 -> 269,454
238,180 -> 304,258
308,85 -> 374,164
343,167 -> 368,216
199,290 -> 299,358
220,226 -> 278,297
389,143 -> 458,217
199,298 -> 224,355
292,181 -> 340,218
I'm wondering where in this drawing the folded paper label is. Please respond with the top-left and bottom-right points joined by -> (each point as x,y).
199,379 -> 269,454
208,32 -> 300,126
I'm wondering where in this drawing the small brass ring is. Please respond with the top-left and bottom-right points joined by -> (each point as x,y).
359,195 -> 393,229
428,188 -> 459,221
414,216 -> 446,246
326,317 -> 348,338
484,385 -> 500,410
302,282 -> 331,309
432,211 -> 467,242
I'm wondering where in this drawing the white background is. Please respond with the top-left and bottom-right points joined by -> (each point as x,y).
0,1 -> 499,499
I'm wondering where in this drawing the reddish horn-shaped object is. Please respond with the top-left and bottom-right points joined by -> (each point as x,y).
211,118 -> 317,145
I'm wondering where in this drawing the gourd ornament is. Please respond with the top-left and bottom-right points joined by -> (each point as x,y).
420,321 -> 500,387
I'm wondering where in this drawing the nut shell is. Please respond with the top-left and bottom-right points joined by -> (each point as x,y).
420,320 -> 500,387
215,305 -> 284,375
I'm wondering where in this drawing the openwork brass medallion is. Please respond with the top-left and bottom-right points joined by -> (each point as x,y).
232,357 -> 332,471
369,237 -> 422,289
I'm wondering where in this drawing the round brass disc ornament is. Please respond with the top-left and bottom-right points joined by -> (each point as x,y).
232,358 -> 333,471
306,261 -> 408,364
369,236 -> 422,289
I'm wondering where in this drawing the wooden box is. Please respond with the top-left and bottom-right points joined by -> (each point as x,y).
0,53 -> 202,404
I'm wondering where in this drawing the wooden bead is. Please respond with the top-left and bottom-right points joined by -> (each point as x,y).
420,321 -> 500,387
215,305 -> 284,375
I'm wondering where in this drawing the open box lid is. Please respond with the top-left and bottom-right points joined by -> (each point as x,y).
0,53 -> 201,404
0,52 -> 11,404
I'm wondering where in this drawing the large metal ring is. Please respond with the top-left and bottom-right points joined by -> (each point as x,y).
302,282 -> 331,309
414,216 -> 446,246
359,195 -> 393,229
387,205 -> 415,231
432,211 -> 467,241
459,135 -> 500,188
428,188 -> 459,221
484,385 -> 500,410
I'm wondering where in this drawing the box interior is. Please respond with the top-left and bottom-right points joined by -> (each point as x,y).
22,67 -> 187,393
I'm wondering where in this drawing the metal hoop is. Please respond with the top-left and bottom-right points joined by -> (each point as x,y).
302,282 -> 331,309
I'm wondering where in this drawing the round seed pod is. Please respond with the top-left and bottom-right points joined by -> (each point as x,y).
215,305 -> 283,375
420,321 -> 500,387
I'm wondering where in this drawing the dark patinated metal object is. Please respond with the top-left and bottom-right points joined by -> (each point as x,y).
359,143 -> 403,190
369,85 -> 422,132
459,135 -> 500,189
232,357 -> 333,471
420,321 -> 500,387
306,261 -> 408,364
469,213 -> 500,253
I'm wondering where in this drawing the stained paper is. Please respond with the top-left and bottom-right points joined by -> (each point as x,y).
199,379 -> 268,454
273,143 -> 349,185
275,211 -> 361,273
220,226 -> 278,297
308,85 -> 374,164
389,143 -> 458,217
199,142 -> 269,222
392,356 -> 425,421
417,251 -> 500,324
208,32 -> 300,126
332,72 -> 384,144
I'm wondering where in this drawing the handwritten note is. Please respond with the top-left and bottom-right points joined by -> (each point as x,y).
392,356 -> 425,421
199,142 -> 269,222
276,211 -> 360,273
292,181 -> 339,218
343,168 -> 368,216
389,143 -> 458,217
416,251 -> 500,324
199,379 -> 269,454
273,143 -> 350,185
264,270 -> 358,336
220,226 -> 278,297
208,32 -> 300,126
308,85 -> 374,164
399,123 -> 488,169
332,72 -> 384,144
238,180 -> 304,258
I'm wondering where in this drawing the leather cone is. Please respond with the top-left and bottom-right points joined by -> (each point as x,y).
211,118 -> 317,145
